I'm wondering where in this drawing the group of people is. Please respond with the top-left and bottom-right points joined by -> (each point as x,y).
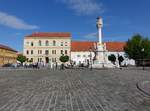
22,62 -> 59,70
15,60 -> 88,70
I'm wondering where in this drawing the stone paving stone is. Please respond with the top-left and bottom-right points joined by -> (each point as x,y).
0,68 -> 150,111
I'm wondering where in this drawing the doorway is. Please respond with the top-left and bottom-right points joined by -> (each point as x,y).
45,57 -> 49,63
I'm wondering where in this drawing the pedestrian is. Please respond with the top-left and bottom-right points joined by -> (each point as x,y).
55,62 -> 58,70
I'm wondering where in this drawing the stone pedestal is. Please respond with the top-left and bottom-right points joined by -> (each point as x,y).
92,43 -> 115,68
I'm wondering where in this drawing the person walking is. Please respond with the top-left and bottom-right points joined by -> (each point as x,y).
55,62 -> 58,70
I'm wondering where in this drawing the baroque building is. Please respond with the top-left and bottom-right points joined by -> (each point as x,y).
23,32 -> 71,64
71,41 -> 135,66
0,44 -> 17,66
23,32 -> 135,66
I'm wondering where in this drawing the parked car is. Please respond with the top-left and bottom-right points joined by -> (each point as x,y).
2,63 -> 13,67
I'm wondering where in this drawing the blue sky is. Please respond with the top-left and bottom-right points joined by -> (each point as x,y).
0,0 -> 150,52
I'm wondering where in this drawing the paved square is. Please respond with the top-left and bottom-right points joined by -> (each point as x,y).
0,68 -> 150,111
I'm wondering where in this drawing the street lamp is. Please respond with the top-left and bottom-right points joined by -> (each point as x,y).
89,47 -> 92,71
141,48 -> 145,70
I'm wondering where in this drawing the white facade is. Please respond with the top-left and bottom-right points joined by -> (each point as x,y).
71,52 -> 94,65
23,33 -> 135,67
71,50 -> 135,66
106,51 -> 135,66
23,33 -> 71,65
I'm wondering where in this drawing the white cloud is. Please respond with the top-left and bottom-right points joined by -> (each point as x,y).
0,11 -> 39,30
83,32 -> 98,39
57,0 -> 104,15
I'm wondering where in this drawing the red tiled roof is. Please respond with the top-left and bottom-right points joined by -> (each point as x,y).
25,32 -> 71,38
0,44 -> 17,52
71,41 -> 96,52
71,41 -> 126,52
105,42 -> 126,52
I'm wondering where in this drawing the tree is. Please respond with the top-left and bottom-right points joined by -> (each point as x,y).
124,34 -> 150,61
17,55 -> 26,64
118,55 -> 124,66
108,54 -> 116,64
59,55 -> 69,69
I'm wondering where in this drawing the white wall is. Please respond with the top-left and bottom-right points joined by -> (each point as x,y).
106,51 -> 135,66
71,51 -> 95,65
71,51 -> 135,66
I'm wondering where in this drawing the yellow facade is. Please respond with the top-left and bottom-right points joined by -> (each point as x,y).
24,33 -> 71,64
0,48 -> 17,66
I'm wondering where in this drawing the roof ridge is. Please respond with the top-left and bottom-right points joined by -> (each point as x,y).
25,32 -> 71,38
71,41 -> 126,52
0,44 -> 17,52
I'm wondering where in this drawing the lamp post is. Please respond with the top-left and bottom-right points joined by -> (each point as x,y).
141,48 -> 145,70
89,47 -> 92,71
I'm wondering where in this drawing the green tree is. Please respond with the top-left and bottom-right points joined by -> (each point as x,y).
124,34 -> 150,60
59,55 -> 69,69
17,55 -> 26,64
118,55 -> 124,66
108,54 -> 116,64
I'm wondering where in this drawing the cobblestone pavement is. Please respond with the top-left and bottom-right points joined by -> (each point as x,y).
0,68 -> 150,111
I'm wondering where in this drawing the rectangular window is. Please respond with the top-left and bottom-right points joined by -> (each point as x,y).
45,50 -> 49,55
52,58 -> 56,62
38,50 -> 42,54
52,50 -> 56,54
65,50 -> 67,54
77,55 -> 81,58
40,58 -> 42,62
61,50 -> 63,54
83,55 -> 86,57
38,58 -> 42,62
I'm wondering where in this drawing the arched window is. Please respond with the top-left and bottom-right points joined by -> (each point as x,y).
26,50 -> 29,55
38,40 -> 42,46
61,42 -> 63,46
31,50 -> 33,55
53,40 -> 56,46
45,40 -> 49,46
